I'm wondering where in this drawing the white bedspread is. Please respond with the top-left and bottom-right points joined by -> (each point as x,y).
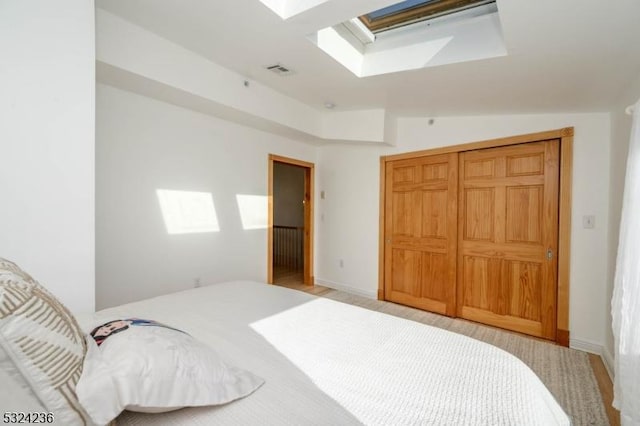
80,281 -> 569,426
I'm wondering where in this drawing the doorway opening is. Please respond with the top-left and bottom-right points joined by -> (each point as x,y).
268,154 -> 314,286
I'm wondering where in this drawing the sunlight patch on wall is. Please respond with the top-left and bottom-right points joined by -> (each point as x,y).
157,189 -> 220,234
236,194 -> 268,230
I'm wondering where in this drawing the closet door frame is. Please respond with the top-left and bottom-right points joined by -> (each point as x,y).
378,127 -> 573,346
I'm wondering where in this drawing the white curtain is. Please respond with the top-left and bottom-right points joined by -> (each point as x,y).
613,99 -> 640,426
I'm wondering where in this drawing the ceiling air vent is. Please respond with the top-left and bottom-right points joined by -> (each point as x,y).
265,63 -> 295,76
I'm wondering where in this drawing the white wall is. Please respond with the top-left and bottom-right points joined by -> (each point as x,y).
96,9 -> 322,139
605,74 -> 640,372
322,109 -> 386,143
96,84 -> 317,309
316,113 -> 611,347
0,0 -> 95,313
96,9 -> 388,145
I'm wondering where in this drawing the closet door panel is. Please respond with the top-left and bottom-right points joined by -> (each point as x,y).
457,140 -> 559,339
384,153 -> 458,316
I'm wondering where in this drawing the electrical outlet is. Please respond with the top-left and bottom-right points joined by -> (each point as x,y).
194,277 -> 201,288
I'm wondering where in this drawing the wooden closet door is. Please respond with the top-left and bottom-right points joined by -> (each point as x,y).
457,140 -> 560,339
384,153 -> 457,316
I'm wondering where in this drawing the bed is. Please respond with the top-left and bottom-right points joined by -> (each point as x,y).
0,260 -> 569,425
75,280 -> 569,426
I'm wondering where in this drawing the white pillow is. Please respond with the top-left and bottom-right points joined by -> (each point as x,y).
0,362 -> 46,412
0,258 -> 90,425
77,319 -> 264,425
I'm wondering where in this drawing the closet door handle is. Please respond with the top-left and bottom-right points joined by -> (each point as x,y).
546,248 -> 553,260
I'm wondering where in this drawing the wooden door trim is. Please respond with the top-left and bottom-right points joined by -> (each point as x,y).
378,127 -> 573,346
381,128 -> 571,162
270,154 -> 315,169
268,154 -> 315,286
378,158 -> 386,300
557,130 -> 573,346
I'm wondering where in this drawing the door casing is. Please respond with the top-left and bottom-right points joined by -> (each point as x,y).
268,154 -> 315,285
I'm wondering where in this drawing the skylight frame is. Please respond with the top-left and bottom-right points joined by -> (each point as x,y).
306,0 -> 504,78
359,0 -> 496,33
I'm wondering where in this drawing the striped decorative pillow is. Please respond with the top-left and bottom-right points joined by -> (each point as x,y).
0,258 -> 89,425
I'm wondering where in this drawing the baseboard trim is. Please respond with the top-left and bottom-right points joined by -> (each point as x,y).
602,347 -> 615,381
315,278 -> 378,300
570,338 -> 603,355
570,339 -> 615,387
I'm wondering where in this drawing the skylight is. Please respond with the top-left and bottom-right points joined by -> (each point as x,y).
360,0 -> 496,33
258,0 -> 505,78
307,0 -> 504,78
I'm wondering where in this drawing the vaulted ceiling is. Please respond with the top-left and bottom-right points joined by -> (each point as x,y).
97,0 -> 640,115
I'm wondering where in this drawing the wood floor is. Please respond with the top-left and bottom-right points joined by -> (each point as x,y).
589,353 -> 621,426
272,278 -> 620,426
272,265 -> 305,287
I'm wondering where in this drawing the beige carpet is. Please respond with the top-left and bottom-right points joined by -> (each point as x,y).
319,289 -> 608,426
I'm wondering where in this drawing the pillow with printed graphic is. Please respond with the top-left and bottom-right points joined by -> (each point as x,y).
76,318 -> 264,425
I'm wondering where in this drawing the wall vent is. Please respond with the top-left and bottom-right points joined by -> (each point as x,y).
265,63 -> 295,76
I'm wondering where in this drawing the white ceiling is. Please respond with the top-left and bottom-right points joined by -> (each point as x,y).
96,0 -> 640,115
